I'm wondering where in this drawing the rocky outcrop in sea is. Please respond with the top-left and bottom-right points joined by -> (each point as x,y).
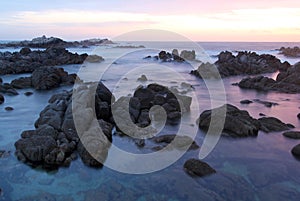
0,47 -> 87,75
279,46 -> 300,57
238,62 -> 300,93
191,51 -> 290,78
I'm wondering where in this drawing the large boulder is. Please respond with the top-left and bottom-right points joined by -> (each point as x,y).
15,82 -> 113,169
283,131 -> 300,139
10,77 -> 32,89
198,104 -> 260,137
31,67 -> 77,90
198,104 -> 294,137
0,47 -> 88,75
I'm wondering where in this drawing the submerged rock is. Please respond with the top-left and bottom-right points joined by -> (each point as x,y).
4,106 -> 14,111
152,134 -> 199,150
282,131 -> 300,139
240,99 -> 253,104
184,159 -> 216,177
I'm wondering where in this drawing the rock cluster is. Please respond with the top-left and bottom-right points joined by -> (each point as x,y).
144,49 -> 196,62
11,66 -> 78,90
198,104 -> 294,137
238,62 -> 300,93
0,47 -> 87,75
279,46 -> 300,57
0,35 -> 113,49
15,82 -> 114,169
191,51 -> 290,78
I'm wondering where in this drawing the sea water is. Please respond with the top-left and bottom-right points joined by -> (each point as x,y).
0,42 -> 300,201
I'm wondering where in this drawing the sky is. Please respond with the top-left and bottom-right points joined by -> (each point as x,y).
0,0 -> 300,41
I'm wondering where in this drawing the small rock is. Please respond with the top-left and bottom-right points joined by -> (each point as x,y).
0,77 -> 3,84
137,74 -> 148,82
5,106 -> 14,111
24,91 -> 33,96
298,113 -> 300,119
0,94 -> 4,104
259,113 -> 266,116
184,158 -> 216,177
291,144 -> 300,157
134,139 -> 145,147
283,131 -> 300,139
240,99 -> 253,104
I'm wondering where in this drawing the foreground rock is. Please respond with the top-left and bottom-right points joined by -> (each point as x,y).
0,83 -> 18,95
113,83 -> 192,136
238,62 -> 300,93
11,66 -> 78,90
144,49 -> 196,62
198,104 -> 293,137
184,159 -> 216,177
0,35 -> 113,49
283,131 -> 300,139
291,144 -> 300,157
15,82 -> 114,169
279,46 -> 300,57
0,47 -> 87,75
191,51 -> 290,78
152,134 -> 199,150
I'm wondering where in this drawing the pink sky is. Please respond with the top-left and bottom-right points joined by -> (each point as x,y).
0,0 -> 300,41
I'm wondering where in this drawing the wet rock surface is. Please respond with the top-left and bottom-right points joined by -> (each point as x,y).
183,159 -> 216,177
238,62 -> 300,93
283,131 -> 300,139
198,104 -> 293,137
191,51 -> 290,78
14,82 -> 114,169
279,46 -> 300,57
0,47 -> 87,75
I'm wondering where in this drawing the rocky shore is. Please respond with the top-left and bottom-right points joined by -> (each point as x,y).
0,47 -> 87,75
279,46 -> 300,57
0,35 -> 113,49
198,104 -> 294,137
238,62 -> 300,93
191,51 -> 290,78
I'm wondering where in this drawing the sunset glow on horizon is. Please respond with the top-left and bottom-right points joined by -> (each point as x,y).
0,0 -> 300,41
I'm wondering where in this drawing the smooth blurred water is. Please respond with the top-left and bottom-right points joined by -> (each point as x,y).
0,42 -> 300,201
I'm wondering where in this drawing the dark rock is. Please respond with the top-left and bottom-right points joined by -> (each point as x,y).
0,77 -> 2,84
0,47 -> 87,75
24,91 -> 33,96
298,113 -> 300,119
279,46 -> 300,57
5,106 -> 13,111
137,74 -> 147,82
238,62 -> 300,93
198,104 -> 260,137
31,67 -> 77,90
0,83 -> 19,95
291,144 -> 300,157
240,99 -> 253,104
10,77 -> 32,89
259,113 -> 266,116
191,51 -> 290,79
258,117 -> 294,133
85,54 -> 104,63
253,99 -> 279,107
134,139 -> 145,147
0,94 -> 4,104
15,82 -> 113,169
184,158 -> 216,177
153,134 -> 199,150
180,50 -> 196,60
20,47 -> 31,55
283,131 -> 300,139
0,150 -> 10,158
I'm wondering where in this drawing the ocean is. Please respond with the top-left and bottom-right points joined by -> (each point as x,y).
0,41 -> 300,201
